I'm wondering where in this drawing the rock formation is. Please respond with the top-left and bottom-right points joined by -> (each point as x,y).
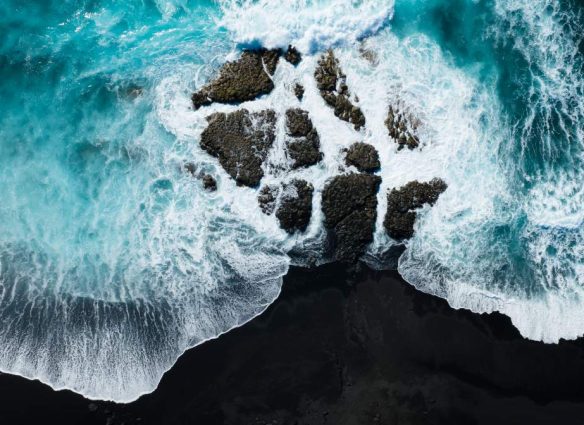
200,109 -> 276,187
258,180 -> 314,234
285,108 -> 323,169
315,50 -> 365,130
322,174 -> 381,262
344,142 -> 380,173
385,105 -> 421,150
384,178 -> 447,240
284,45 -> 302,65
192,49 -> 281,109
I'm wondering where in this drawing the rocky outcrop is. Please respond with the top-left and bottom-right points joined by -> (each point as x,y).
258,180 -> 313,234
384,178 -> 447,240
284,46 -> 302,65
258,185 -> 280,215
192,49 -> 281,110
294,83 -> 304,100
315,50 -> 365,130
276,180 -> 313,234
344,142 -> 380,173
200,109 -> 276,187
385,105 -> 421,150
322,174 -> 381,262
285,108 -> 323,169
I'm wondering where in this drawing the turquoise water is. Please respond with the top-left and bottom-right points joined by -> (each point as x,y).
1,0 -> 583,401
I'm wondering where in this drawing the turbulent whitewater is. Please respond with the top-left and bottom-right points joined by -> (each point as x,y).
0,0 -> 583,401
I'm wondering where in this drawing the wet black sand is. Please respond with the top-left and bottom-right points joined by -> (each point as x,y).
2,264 -> 584,424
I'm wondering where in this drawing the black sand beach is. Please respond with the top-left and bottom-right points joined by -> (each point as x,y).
2,264 -> 584,424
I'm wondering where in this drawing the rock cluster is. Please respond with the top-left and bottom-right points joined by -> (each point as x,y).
384,178 -> 447,240
315,50 -> 365,130
258,180 -> 314,234
200,109 -> 276,187
344,142 -> 380,173
322,174 -> 381,262
192,49 -> 281,110
184,163 -> 217,192
284,45 -> 302,65
285,109 -> 323,169
385,105 -> 421,150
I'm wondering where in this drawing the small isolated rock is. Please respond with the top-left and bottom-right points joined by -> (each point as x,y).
294,83 -> 305,100
386,104 -> 421,150
384,178 -> 447,240
192,49 -> 281,110
315,50 -> 365,130
345,142 -> 380,173
322,174 -> 381,262
284,45 -> 302,65
201,174 -> 217,191
285,108 -> 323,169
258,185 -> 280,215
276,180 -> 314,233
200,109 -> 276,187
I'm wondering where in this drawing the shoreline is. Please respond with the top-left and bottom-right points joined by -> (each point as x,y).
2,263 -> 584,424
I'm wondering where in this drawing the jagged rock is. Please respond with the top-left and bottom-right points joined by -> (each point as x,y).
385,105 -> 421,150
322,174 -> 381,262
384,178 -> 447,240
294,83 -> 305,100
345,142 -> 380,173
285,108 -> 323,169
284,45 -> 302,65
192,49 -> 281,110
184,162 -> 197,176
200,109 -> 276,187
275,180 -> 314,233
201,174 -> 217,191
258,185 -> 280,215
314,50 -> 365,130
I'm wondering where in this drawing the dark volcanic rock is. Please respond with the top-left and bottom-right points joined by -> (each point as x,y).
384,178 -> 447,240
285,108 -> 322,169
385,105 -> 421,150
275,180 -> 314,233
200,109 -> 276,187
201,174 -> 217,191
258,180 -> 313,233
293,83 -> 304,100
284,45 -> 302,65
345,142 -> 380,173
258,185 -> 280,215
192,49 -> 281,110
322,174 -> 381,262
315,50 -> 365,130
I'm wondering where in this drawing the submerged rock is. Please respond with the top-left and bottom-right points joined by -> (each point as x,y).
344,142 -> 380,173
184,163 -> 217,191
192,49 -> 281,110
385,105 -> 421,150
294,83 -> 305,100
315,50 -> 365,130
276,180 -> 314,234
258,185 -> 280,215
200,109 -> 276,187
201,174 -> 217,192
284,45 -> 302,65
384,178 -> 447,240
285,108 -> 323,169
322,174 -> 381,262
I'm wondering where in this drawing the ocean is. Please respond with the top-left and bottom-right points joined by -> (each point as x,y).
0,0 -> 583,403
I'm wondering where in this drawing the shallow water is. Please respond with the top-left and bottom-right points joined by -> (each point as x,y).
1,0 -> 583,401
